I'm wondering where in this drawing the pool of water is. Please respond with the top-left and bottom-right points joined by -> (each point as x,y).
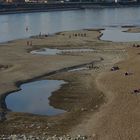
6,80 -> 66,116
31,48 -> 95,55
101,27 -> 140,42
68,67 -> 89,72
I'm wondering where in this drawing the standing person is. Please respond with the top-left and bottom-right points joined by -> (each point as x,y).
30,41 -> 32,46
27,41 -> 29,46
26,26 -> 29,32
0,111 -> 6,121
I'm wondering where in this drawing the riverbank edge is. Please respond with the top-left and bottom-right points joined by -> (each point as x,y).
0,7 -> 81,15
0,2 -> 140,15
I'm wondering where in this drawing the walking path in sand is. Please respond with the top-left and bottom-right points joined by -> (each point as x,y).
69,43 -> 140,139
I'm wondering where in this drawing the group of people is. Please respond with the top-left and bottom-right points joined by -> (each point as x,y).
26,41 -> 33,46
132,89 -> 140,94
110,66 -> 139,94
38,32 -> 48,38
132,44 -> 140,47
68,33 -> 87,38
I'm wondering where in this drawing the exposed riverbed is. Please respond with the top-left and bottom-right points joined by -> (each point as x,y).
0,22 -> 139,139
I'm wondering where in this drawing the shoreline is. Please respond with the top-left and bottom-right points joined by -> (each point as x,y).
0,26 -> 137,45
0,7 -> 81,15
0,2 -> 140,15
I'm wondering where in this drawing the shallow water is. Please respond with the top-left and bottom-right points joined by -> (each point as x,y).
31,48 -> 61,55
68,67 -> 89,72
6,80 -> 66,116
31,48 -> 95,55
101,27 -> 140,42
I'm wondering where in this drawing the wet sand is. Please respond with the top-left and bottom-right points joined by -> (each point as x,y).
0,28 -> 138,139
125,26 -> 140,33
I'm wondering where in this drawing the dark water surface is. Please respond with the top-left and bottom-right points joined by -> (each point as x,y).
6,80 -> 66,116
0,7 -> 140,42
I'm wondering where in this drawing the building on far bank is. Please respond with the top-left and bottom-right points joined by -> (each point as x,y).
1,0 -> 139,4
4,0 -> 25,3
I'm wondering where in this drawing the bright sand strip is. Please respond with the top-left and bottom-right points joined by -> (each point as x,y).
94,47 -> 140,140
0,28 -> 138,139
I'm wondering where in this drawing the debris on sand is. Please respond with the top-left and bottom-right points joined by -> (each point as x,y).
0,134 -> 89,140
110,66 -> 119,71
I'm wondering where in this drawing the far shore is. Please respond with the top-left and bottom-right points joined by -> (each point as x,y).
0,2 -> 140,15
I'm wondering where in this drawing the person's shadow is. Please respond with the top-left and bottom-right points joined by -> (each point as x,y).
0,111 -> 7,122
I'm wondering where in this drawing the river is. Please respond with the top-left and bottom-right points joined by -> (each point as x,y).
0,7 -> 140,43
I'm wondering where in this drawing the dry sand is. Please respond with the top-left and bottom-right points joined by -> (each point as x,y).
0,28 -> 139,139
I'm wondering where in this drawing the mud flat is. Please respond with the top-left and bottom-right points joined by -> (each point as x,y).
125,26 -> 140,33
0,28 -> 135,139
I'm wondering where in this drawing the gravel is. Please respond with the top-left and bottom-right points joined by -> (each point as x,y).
0,134 -> 89,140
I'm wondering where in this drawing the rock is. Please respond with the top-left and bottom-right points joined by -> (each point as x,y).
22,135 -> 27,140
10,135 -> 17,140
81,108 -> 87,111
92,133 -> 96,138
29,135 -> 33,139
94,105 -> 98,109
82,136 -> 88,140
30,124 -> 35,128
37,126 -> 41,129
43,132 -> 47,135
0,134 -> 90,140
36,137 -> 39,140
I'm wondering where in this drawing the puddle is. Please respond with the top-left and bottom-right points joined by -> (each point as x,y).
5,80 -> 66,116
101,27 -> 140,42
31,48 -> 95,56
68,67 -> 89,72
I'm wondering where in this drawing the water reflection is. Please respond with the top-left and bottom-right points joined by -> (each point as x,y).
6,80 -> 66,116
